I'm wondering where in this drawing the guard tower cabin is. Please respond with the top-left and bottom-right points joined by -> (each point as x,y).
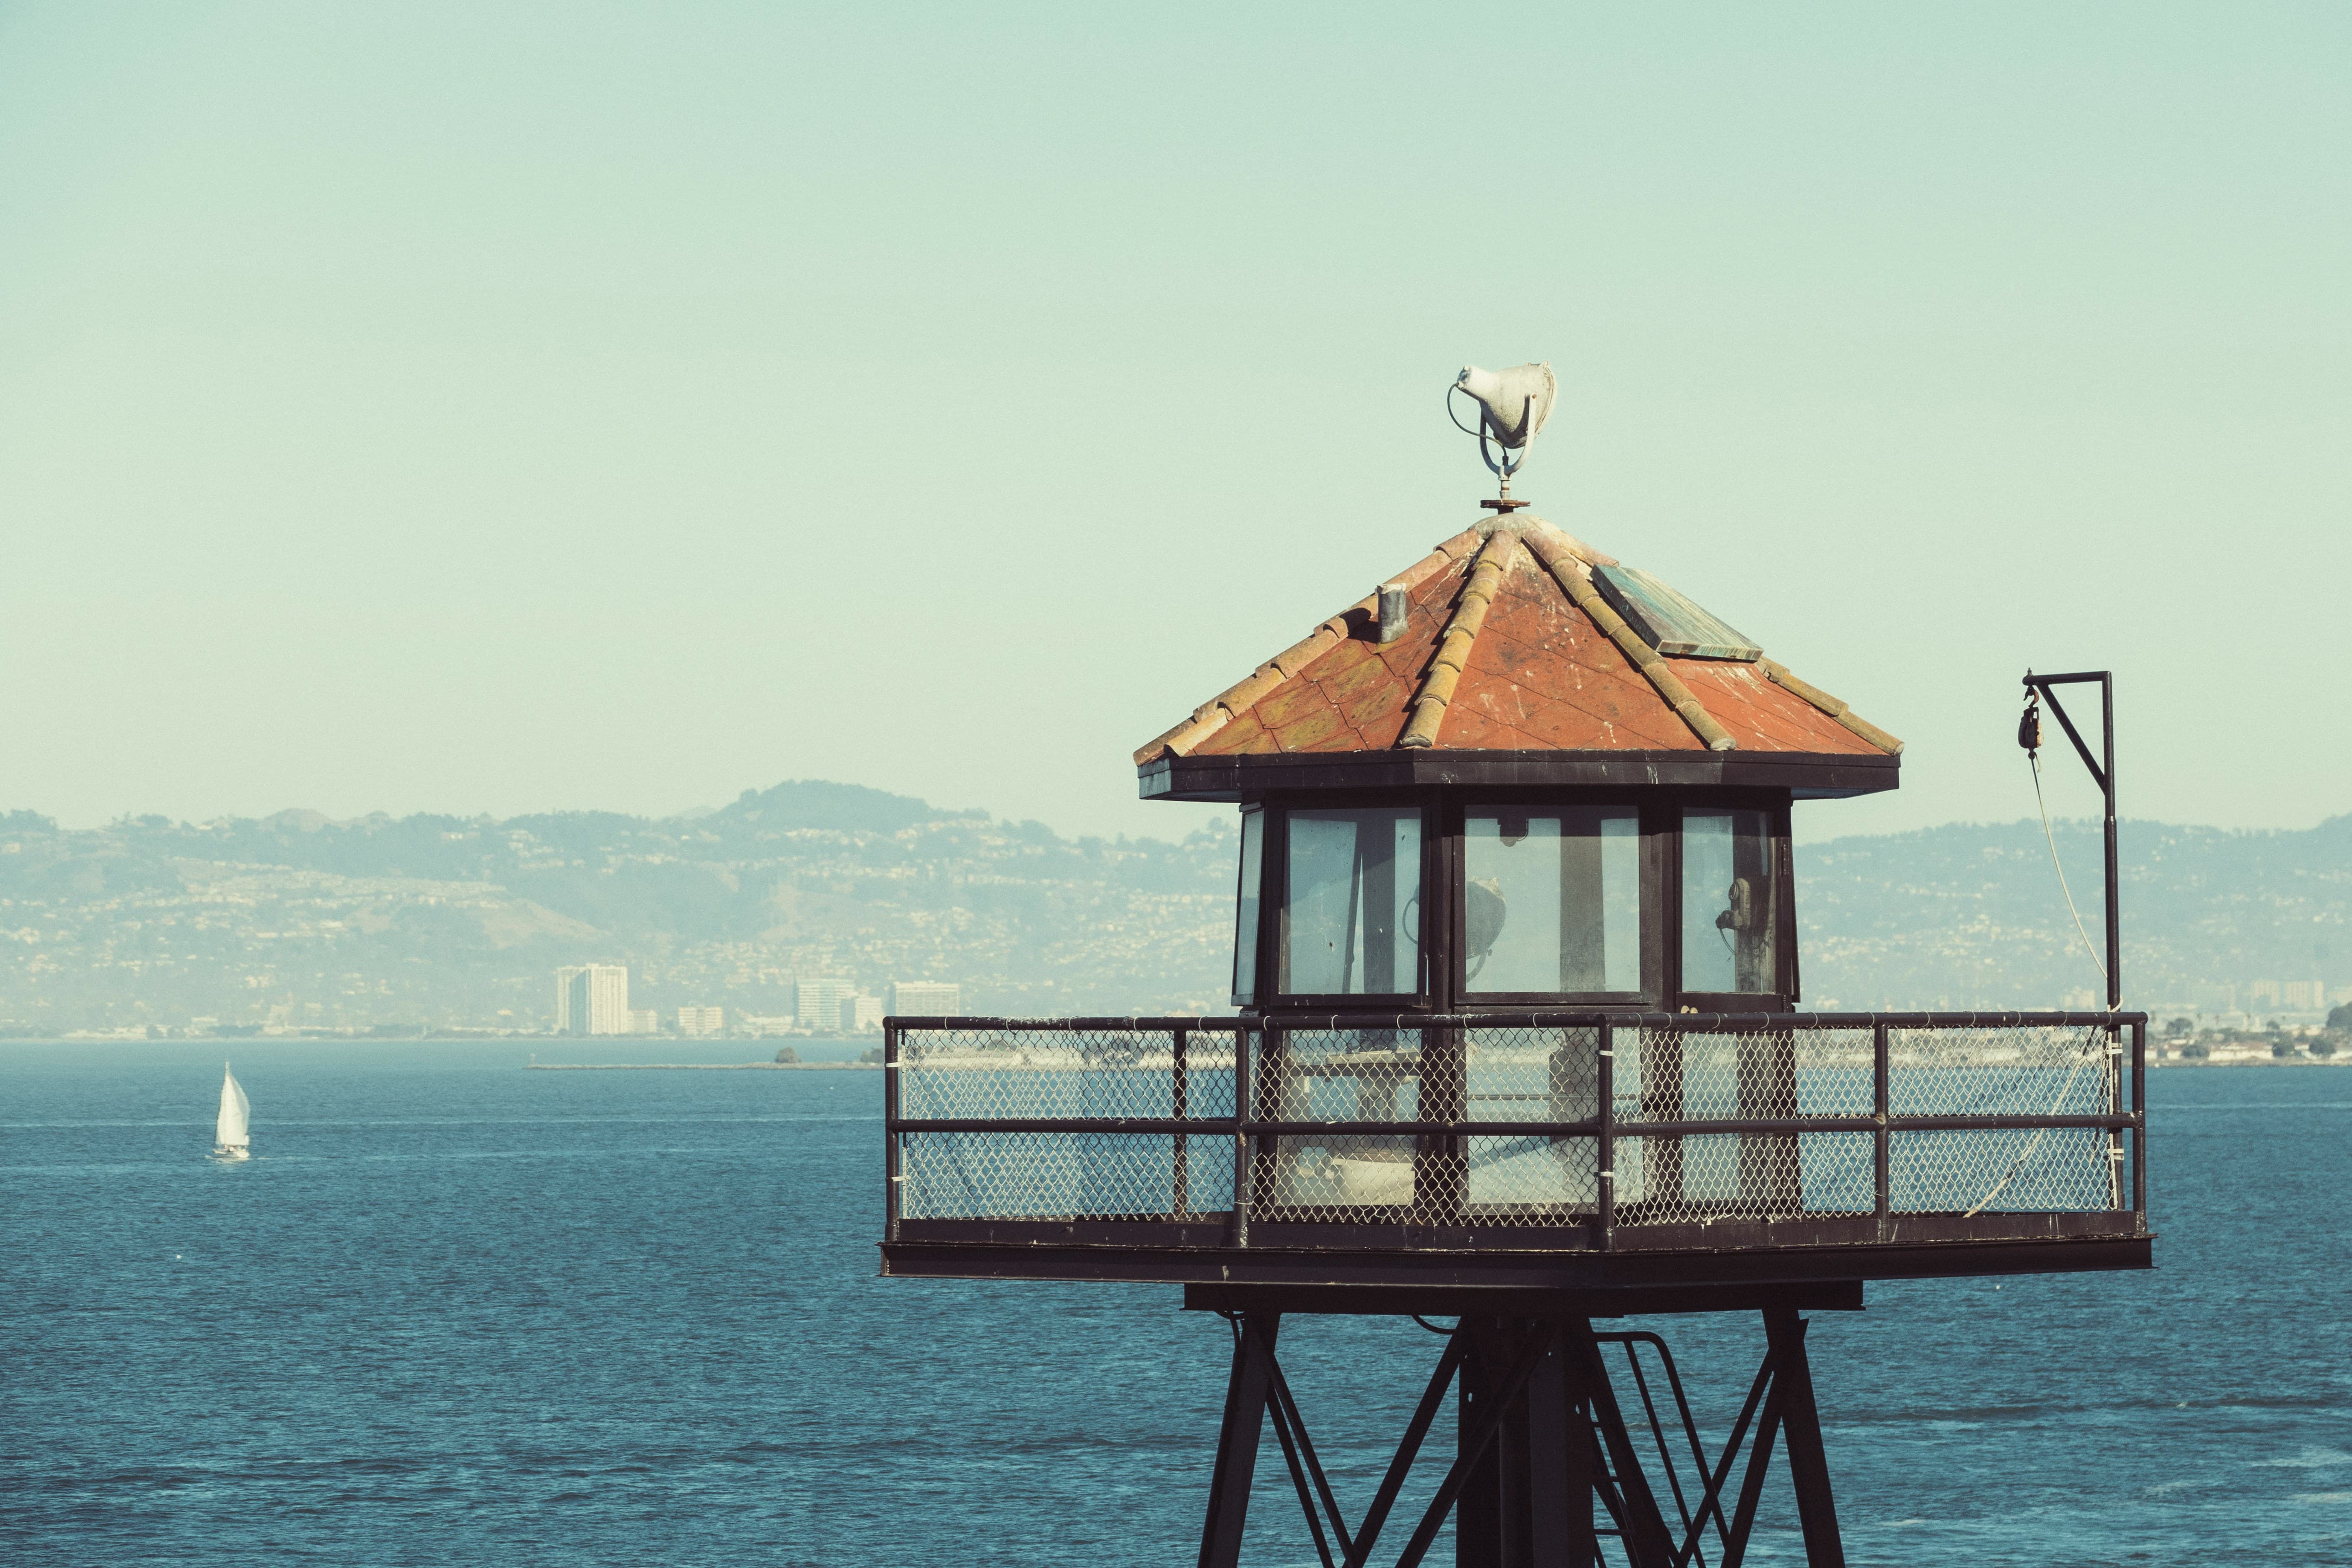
882,509 -> 2150,1566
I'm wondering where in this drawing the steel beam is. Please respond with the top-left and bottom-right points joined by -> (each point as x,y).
1200,1311 -> 1282,1568
1764,1310 -> 1845,1567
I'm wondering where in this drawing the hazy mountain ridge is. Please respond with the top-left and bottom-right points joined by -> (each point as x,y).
1795,814 -> 2352,1008
0,784 -> 1238,1030
0,788 -> 2343,1032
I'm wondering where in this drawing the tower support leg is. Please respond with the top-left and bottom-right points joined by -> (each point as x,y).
1452,1317 -> 1680,1568
1566,1320 -> 1678,1568
1200,1310 -> 1282,1568
1764,1308 -> 1845,1568
1453,1317 -> 1506,1568
1521,1328 -> 1577,1568
1190,1303 -> 1846,1568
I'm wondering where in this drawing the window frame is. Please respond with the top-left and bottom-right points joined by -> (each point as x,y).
1235,784 -> 1798,1016
1669,792 -> 1798,1010
1261,791 -> 1437,1008
1443,791 -> 1665,1008
1230,805 -> 1267,1006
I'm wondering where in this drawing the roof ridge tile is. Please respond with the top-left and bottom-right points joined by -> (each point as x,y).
1133,539 -> 1468,765
1398,529 -> 1519,748
1759,659 -> 1904,754
1522,529 -> 1737,753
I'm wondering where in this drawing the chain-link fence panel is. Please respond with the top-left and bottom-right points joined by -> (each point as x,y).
1615,1131 -> 1875,1224
1890,1126 -> 2116,1214
899,1027 -> 1241,1121
1248,1026 -> 1605,1225
1884,1024 -> 2118,1215
892,1018 -> 2132,1230
1619,1026 -> 1875,1122
1464,1026 -> 1600,1220
1256,1028 -> 1425,1219
1886,1024 -> 2114,1118
902,1131 -> 1235,1220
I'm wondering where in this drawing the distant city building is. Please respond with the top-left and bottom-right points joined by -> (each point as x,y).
851,995 -> 884,1032
628,1008 -> 661,1034
795,978 -> 857,1032
677,1005 -> 725,1036
2249,979 -> 2326,1011
739,1014 -> 794,1036
889,980 -> 960,1018
555,964 -> 630,1035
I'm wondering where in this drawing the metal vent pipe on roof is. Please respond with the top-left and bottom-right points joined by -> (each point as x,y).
1376,583 -> 1409,644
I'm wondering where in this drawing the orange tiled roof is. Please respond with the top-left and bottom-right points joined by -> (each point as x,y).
1134,517 -> 1901,766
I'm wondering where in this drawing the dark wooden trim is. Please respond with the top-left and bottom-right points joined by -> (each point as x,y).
890,1209 -> 2141,1256
1141,749 -> 1900,803
893,1216 -> 1236,1247
1661,796 -> 1685,1005
890,1112 -> 2136,1136
879,1232 -> 2153,1288
1440,793 -> 1463,1013
1179,1279 -> 1866,1317
1231,804 -> 1266,1007
886,1010 -> 2151,1030
1244,1218 -> 1598,1251
1776,797 -> 1800,1003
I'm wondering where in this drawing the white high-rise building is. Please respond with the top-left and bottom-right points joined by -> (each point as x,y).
795,978 -> 857,1032
851,995 -> 884,1032
677,1005 -> 725,1036
2251,979 -> 2326,1011
888,980 -> 961,1018
555,964 -> 631,1035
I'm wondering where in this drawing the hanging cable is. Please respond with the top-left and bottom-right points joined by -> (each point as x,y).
2021,685 -> 2110,1002
1963,1019 -> 2106,1217
1965,684 -> 2122,1216
2030,754 -> 2108,989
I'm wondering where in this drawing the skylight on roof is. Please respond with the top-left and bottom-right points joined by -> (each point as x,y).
1593,566 -> 1762,661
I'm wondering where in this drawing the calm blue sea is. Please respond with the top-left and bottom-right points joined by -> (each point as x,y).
3,1044 -> 2346,1567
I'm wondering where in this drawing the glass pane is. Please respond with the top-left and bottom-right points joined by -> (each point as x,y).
1681,809 -> 1777,994
1282,808 -> 1422,995
1232,811 -> 1265,1004
1464,807 -> 1642,994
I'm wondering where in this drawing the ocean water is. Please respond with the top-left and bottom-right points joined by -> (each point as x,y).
2,1044 -> 2346,1567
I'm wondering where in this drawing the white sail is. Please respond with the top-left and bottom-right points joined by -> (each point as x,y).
215,1064 -> 250,1151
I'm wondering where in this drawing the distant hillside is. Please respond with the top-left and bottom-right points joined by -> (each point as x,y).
0,783 -> 1237,1031
1796,814 -> 2352,1010
0,785 -> 2343,1032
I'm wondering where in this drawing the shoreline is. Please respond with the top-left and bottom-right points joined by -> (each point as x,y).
526,1060 -> 881,1071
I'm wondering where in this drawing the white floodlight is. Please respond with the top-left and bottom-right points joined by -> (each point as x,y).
1447,362 -> 1557,505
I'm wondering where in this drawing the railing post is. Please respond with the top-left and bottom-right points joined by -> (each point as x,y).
1173,1026 -> 1191,1220
2130,1018 -> 2147,1229
2106,1019 -> 2126,1211
1596,1018 -> 1616,1250
884,1021 -> 902,1243
1250,1025 -> 1281,1227
1229,1023 -> 1252,1249
1871,1020 -> 1890,1244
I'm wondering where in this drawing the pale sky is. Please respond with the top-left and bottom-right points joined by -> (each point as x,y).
2,4 -> 2345,845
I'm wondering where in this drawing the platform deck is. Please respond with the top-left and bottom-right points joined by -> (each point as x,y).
880,1011 -> 2151,1294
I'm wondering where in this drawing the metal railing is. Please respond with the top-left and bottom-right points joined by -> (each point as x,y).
884,1012 -> 2147,1253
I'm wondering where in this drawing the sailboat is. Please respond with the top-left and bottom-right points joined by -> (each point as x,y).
213,1063 -> 251,1161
